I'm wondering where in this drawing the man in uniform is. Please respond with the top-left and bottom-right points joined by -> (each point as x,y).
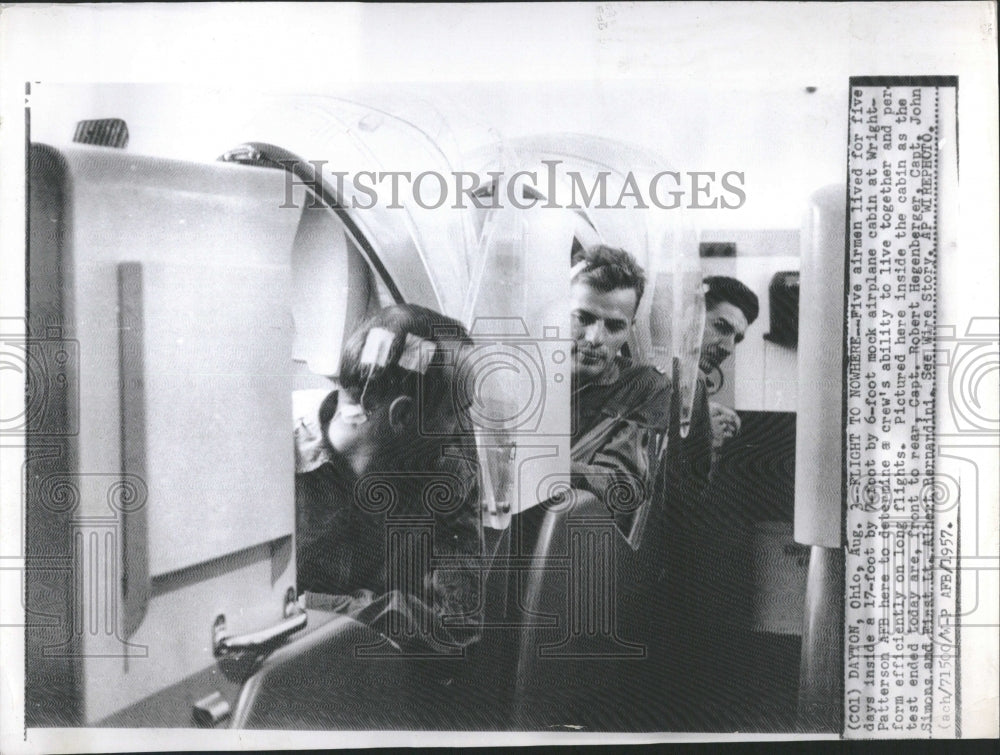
569,244 -> 670,514
563,244 -> 674,726
699,275 -> 760,461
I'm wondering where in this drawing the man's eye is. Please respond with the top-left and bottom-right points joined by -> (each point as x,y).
573,311 -> 596,326
715,320 -> 733,334
606,321 -> 626,333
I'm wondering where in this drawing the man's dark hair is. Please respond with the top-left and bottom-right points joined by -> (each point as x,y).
571,244 -> 646,307
704,275 -> 759,325
335,303 -> 473,417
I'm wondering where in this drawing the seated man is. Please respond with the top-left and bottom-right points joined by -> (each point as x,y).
293,303 -> 482,651
569,244 -> 670,519
665,274 -> 761,497
699,275 -> 760,465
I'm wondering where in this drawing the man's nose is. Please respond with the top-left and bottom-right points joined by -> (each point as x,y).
583,321 -> 606,345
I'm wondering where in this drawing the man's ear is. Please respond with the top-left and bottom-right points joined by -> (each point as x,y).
387,396 -> 415,432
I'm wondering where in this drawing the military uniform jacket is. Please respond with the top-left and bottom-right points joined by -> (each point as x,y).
570,361 -> 671,511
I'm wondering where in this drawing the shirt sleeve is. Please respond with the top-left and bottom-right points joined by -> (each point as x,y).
571,416 -> 660,508
570,370 -> 671,509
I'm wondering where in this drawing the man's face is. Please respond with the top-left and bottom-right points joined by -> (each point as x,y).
699,301 -> 749,373
570,281 -> 637,384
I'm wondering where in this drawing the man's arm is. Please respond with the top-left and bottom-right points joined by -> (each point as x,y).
571,416 -> 660,506
571,372 -> 670,507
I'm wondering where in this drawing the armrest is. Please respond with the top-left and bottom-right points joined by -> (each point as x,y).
230,614 -> 394,729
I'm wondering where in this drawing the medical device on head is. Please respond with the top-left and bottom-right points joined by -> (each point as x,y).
355,327 -> 438,419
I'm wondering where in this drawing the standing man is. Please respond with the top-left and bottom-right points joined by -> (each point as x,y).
569,245 -> 671,513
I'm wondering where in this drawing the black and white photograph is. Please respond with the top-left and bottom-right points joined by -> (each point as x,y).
0,3 -> 997,749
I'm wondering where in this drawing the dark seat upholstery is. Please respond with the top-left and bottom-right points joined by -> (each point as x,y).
229,481 -> 680,731
230,521 -> 516,730
508,491 -> 661,731
230,615 -> 411,729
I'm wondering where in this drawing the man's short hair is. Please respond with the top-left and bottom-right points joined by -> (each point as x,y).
335,303 -> 473,419
571,244 -> 646,306
704,275 -> 759,325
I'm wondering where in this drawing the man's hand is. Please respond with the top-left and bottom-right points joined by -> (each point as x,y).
709,402 -> 741,449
